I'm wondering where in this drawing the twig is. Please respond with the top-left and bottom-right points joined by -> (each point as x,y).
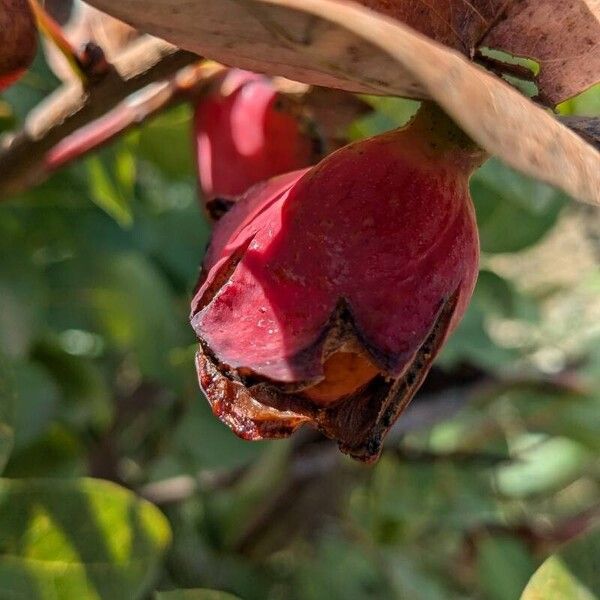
140,464 -> 248,505
474,51 -> 537,83
0,36 -> 198,199
464,504 -> 600,553
45,62 -> 219,173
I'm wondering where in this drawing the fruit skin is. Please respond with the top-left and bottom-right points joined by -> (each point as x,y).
191,102 -> 486,462
0,0 -> 37,92
194,69 -> 317,217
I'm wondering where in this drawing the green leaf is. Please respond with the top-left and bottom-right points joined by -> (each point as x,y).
11,362 -> 60,451
477,535 -> 536,600
471,159 -> 567,254
439,270 -> 520,370
89,252 -> 189,384
0,248 -> 47,361
155,590 -> 241,600
495,435 -> 590,498
3,425 -> 85,479
137,105 -> 194,179
86,145 -> 135,228
0,478 -> 171,600
0,354 -> 15,474
521,527 -> 600,599
349,96 -> 418,140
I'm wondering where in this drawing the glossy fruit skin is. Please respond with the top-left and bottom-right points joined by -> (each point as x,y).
191,103 -> 485,462
194,69 -> 316,214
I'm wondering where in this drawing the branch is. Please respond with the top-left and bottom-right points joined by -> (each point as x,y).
45,62 -> 219,173
0,36 -> 198,199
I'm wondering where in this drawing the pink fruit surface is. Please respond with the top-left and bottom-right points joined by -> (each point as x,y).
191,103 -> 485,461
194,69 -> 316,211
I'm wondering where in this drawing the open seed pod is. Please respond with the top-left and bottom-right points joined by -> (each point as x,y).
191,103 -> 484,462
194,68 -> 318,219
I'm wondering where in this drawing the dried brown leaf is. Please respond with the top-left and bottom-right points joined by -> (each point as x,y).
332,0 -> 507,55
484,0 -> 600,105
0,0 -> 37,87
86,0 -> 600,204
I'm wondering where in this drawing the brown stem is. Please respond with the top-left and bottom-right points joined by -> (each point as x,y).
474,51 -> 537,83
45,63 -> 219,173
0,36 -> 198,200
464,504 -> 600,554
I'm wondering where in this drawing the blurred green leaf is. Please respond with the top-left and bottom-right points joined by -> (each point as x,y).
137,105 -> 194,179
0,248 -> 47,360
294,535 -> 392,600
499,389 -> 600,453
349,96 -> 418,139
155,590 -> 241,600
477,535 -> 536,600
384,553 -> 451,600
365,455 -> 499,537
0,354 -> 15,474
521,526 -> 600,600
3,425 -> 85,479
171,401 -> 265,472
89,251 -> 189,384
439,269 -> 526,370
32,337 -> 112,432
12,362 -> 60,451
86,145 -> 135,228
0,99 -> 16,132
557,84 -> 600,116
471,159 -> 567,253
496,435 -> 590,498
0,478 -> 171,600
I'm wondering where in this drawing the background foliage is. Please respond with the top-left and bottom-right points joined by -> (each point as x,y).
0,45 -> 599,599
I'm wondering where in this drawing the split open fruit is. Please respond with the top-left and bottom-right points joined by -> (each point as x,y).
191,102 -> 485,462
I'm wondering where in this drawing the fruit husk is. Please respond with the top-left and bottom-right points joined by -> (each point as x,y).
196,287 -> 460,461
191,103 -> 483,461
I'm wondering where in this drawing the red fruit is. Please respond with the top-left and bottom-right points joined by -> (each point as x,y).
191,103 -> 485,462
194,69 -> 317,217
0,0 -> 37,92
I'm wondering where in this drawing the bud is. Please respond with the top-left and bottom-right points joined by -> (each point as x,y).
194,69 -> 317,218
191,103 -> 485,462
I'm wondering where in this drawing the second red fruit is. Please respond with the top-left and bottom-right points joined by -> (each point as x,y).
194,69 -> 317,217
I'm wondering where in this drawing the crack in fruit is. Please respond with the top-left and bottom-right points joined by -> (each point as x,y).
191,102 -> 485,461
